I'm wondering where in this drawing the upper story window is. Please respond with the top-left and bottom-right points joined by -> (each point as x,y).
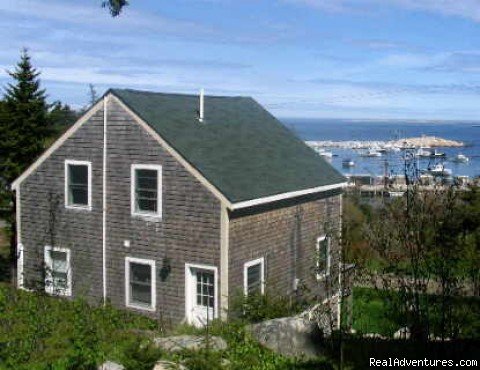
65,160 -> 92,210
131,164 -> 162,219
44,246 -> 72,296
244,257 -> 265,296
316,236 -> 331,279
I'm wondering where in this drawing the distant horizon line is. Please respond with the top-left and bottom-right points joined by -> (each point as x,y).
279,117 -> 480,123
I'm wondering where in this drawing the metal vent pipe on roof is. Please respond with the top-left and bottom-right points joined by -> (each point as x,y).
199,88 -> 204,122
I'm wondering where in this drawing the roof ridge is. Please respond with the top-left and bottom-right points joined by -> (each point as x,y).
110,88 -> 251,100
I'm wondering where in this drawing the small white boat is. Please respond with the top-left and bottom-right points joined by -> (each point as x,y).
430,149 -> 446,157
342,158 -> 355,168
416,147 -> 432,157
317,149 -> 333,159
428,164 -> 452,176
453,154 -> 469,163
361,149 -> 382,157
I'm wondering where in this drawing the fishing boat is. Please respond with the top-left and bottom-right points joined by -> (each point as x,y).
317,149 -> 333,159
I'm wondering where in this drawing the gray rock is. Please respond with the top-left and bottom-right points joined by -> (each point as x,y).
393,327 -> 410,339
153,335 -> 227,352
97,361 -> 125,370
248,316 -> 323,358
153,361 -> 188,370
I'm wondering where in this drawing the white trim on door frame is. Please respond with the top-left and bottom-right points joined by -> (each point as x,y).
184,263 -> 219,325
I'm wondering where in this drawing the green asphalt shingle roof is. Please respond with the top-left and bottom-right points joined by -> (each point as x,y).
110,89 -> 345,203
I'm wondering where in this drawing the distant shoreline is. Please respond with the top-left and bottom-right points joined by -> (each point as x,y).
306,136 -> 464,149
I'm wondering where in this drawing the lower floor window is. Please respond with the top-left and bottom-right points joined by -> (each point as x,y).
244,257 -> 265,296
44,246 -> 71,296
125,257 -> 156,311
316,236 -> 331,279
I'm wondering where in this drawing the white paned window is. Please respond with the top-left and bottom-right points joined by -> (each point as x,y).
131,164 -> 162,218
316,236 -> 331,279
44,246 -> 72,296
243,257 -> 265,296
125,257 -> 156,311
65,160 -> 92,209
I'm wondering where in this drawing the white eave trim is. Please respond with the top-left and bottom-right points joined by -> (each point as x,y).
230,182 -> 347,210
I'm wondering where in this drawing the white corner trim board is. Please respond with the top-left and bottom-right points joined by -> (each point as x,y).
231,182 -> 347,210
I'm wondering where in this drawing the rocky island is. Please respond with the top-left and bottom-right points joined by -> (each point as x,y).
307,136 -> 464,149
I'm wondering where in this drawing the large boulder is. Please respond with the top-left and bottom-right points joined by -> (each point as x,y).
247,316 -> 323,358
153,335 -> 227,352
97,361 -> 125,370
153,361 -> 188,370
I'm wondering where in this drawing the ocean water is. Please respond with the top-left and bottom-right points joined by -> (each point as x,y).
282,118 -> 480,178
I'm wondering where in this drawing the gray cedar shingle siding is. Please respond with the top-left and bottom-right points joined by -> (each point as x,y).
20,100 -> 221,323
21,108 -> 105,300
228,193 -> 342,305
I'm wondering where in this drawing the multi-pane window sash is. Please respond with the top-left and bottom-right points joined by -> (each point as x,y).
44,246 -> 71,296
246,263 -> 262,295
317,236 -> 330,278
243,257 -> 265,296
196,271 -> 214,308
67,164 -> 89,206
129,262 -> 153,306
135,169 -> 158,213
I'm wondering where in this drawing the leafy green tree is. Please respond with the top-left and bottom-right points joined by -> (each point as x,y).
102,0 -> 129,16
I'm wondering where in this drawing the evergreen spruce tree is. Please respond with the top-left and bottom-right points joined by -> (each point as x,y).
0,48 -> 50,285
1,48 -> 50,184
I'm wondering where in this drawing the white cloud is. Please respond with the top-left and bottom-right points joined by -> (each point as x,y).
283,0 -> 480,22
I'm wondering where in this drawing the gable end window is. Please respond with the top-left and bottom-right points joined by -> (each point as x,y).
316,236 -> 331,279
44,246 -> 72,296
125,257 -> 156,311
65,160 -> 92,209
131,164 -> 162,219
243,257 -> 265,296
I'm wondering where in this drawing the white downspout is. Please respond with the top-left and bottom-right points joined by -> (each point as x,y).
102,96 -> 108,304
337,193 -> 343,329
16,187 -> 23,288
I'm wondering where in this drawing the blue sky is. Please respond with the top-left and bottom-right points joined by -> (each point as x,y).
2,0 -> 480,119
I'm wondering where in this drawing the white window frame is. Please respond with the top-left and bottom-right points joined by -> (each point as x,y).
131,164 -> 162,220
65,159 -> 92,210
125,256 -> 156,312
316,235 -> 331,280
243,257 -> 265,296
44,245 -> 72,296
185,263 -> 219,325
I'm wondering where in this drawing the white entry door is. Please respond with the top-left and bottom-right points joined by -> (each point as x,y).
185,264 -> 217,327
